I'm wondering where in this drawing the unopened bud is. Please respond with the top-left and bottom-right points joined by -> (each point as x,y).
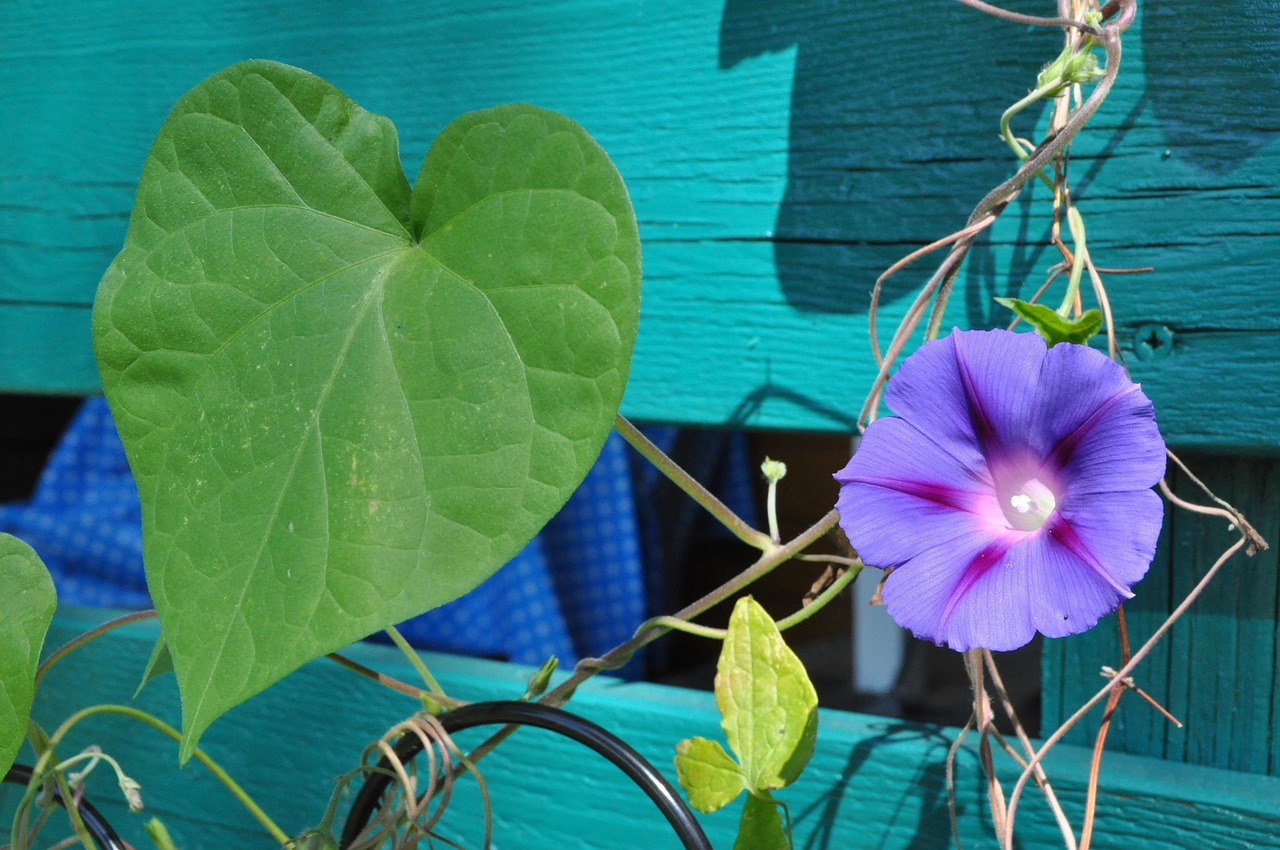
760,457 -> 787,483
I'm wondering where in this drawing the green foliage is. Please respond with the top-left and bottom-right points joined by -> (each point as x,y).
674,737 -> 747,812
92,60 -> 640,758
735,794 -> 790,850
994,297 -> 1103,346
0,534 -> 56,778
674,596 -> 817,848
134,636 -> 173,698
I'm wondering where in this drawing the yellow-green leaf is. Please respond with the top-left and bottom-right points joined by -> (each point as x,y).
733,793 -> 790,850
673,736 -> 747,813
717,597 -> 818,792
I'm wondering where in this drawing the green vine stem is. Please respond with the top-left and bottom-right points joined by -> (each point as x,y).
382,625 -> 448,698
21,705 -> 291,847
1060,206 -> 1089,315
613,414 -> 773,551
645,561 -> 863,641
999,79 -> 1060,190
34,609 -> 158,687
955,0 -> 1103,32
447,510 -> 840,772
14,723 -> 95,850
861,0 -> 1133,427
554,508 -> 839,694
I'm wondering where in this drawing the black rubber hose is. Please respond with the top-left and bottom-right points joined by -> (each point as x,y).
3,763 -> 129,850
340,700 -> 712,850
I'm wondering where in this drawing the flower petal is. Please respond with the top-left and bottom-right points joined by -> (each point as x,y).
835,417 -> 1002,568
879,533 -> 1042,651
882,524 -> 1135,651
1030,340 -> 1142,454
1021,529 -> 1133,640
1046,381 -> 1166,494
884,329 -> 1045,466
1052,489 -> 1164,588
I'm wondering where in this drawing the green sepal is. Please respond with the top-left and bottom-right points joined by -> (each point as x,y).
521,656 -> 558,700
995,297 -> 1104,346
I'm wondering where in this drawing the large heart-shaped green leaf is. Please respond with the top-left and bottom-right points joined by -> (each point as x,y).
0,534 -> 56,778
93,61 -> 640,757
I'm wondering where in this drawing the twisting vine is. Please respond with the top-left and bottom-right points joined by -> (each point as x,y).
851,2 -> 1267,848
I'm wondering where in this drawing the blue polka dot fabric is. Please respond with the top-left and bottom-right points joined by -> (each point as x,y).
1,398 -> 755,675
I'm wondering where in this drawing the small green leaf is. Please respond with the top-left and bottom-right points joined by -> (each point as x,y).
718,597 -> 818,793
994,298 -> 1103,346
134,635 -> 174,699
733,793 -> 790,850
93,61 -> 641,759
0,534 -> 57,778
674,737 -> 747,813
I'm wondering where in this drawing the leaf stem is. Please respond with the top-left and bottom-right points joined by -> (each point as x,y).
614,415 -> 772,550
643,562 -> 863,641
776,564 -> 860,630
324,651 -> 466,709
454,511 -> 839,771
1059,206 -> 1088,316
383,625 -> 447,697
552,509 -> 838,698
34,610 -> 157,687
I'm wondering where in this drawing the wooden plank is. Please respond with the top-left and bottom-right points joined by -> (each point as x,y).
1040,512 -> 1179,764
0,303 -> 97,394
7,607 -> 1279,849
1042,455 -> 1280,776
4,1 -> 1279,451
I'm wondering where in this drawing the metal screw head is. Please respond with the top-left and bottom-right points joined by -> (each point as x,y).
1133,324 -> 1174,361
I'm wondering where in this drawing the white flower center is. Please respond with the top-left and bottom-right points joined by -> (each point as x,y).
1004,478 -> 1057,531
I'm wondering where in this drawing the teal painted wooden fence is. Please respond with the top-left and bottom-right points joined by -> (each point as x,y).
6,1 -> 1280,446
5,608 -> 1278,849
4,0 -> 1280,845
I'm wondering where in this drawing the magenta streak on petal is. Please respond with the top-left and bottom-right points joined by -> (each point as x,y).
937,540 -> 1012,635
1043,383 -> 1142,474
847,476 -> 982,514
1043,514 -> 1134,598
950,334 -> 1000,460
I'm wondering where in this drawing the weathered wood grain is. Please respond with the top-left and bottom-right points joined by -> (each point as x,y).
9,608 -> 1279,849
1042,455 -> 1280,777
4,1 -> 1278,450
4,0 -> 1279,833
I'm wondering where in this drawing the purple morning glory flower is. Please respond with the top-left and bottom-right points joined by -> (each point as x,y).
835,328 -> 1166,651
